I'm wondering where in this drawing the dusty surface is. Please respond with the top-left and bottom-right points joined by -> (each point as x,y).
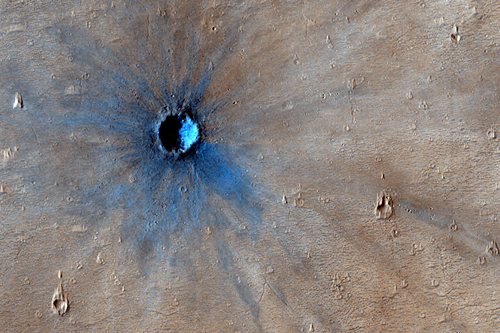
1,0 -> 500,332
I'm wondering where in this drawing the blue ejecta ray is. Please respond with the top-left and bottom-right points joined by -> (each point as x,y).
179,116 -> 199,151
129,140 -> 263,251
23,16 -> 269,314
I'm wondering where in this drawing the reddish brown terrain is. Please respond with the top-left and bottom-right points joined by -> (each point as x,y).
1,0 -> 500,332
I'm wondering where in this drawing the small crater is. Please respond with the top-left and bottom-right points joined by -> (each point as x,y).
65,85 -> 81,95
319,195 -> 330,203
487,128 -> 496,140
419,100 -> 428,109
51,285 -> 68,315
326,35 -> 333,48
375,192 -> 393,219
347,78 -> 356,90
293,54 -> 301,65
449,221 -> 457,231
450,25 -> 461,43
487,240 -> 499,256
294,193 -> 304,207
96,252 -> 104,264
283,100 -> 294,110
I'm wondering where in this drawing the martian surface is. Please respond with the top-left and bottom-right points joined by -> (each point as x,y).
1,0 -> 500,332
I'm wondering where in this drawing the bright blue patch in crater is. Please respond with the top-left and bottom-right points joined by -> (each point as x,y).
179,116 -> 198,151
158,114 -> 199,154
